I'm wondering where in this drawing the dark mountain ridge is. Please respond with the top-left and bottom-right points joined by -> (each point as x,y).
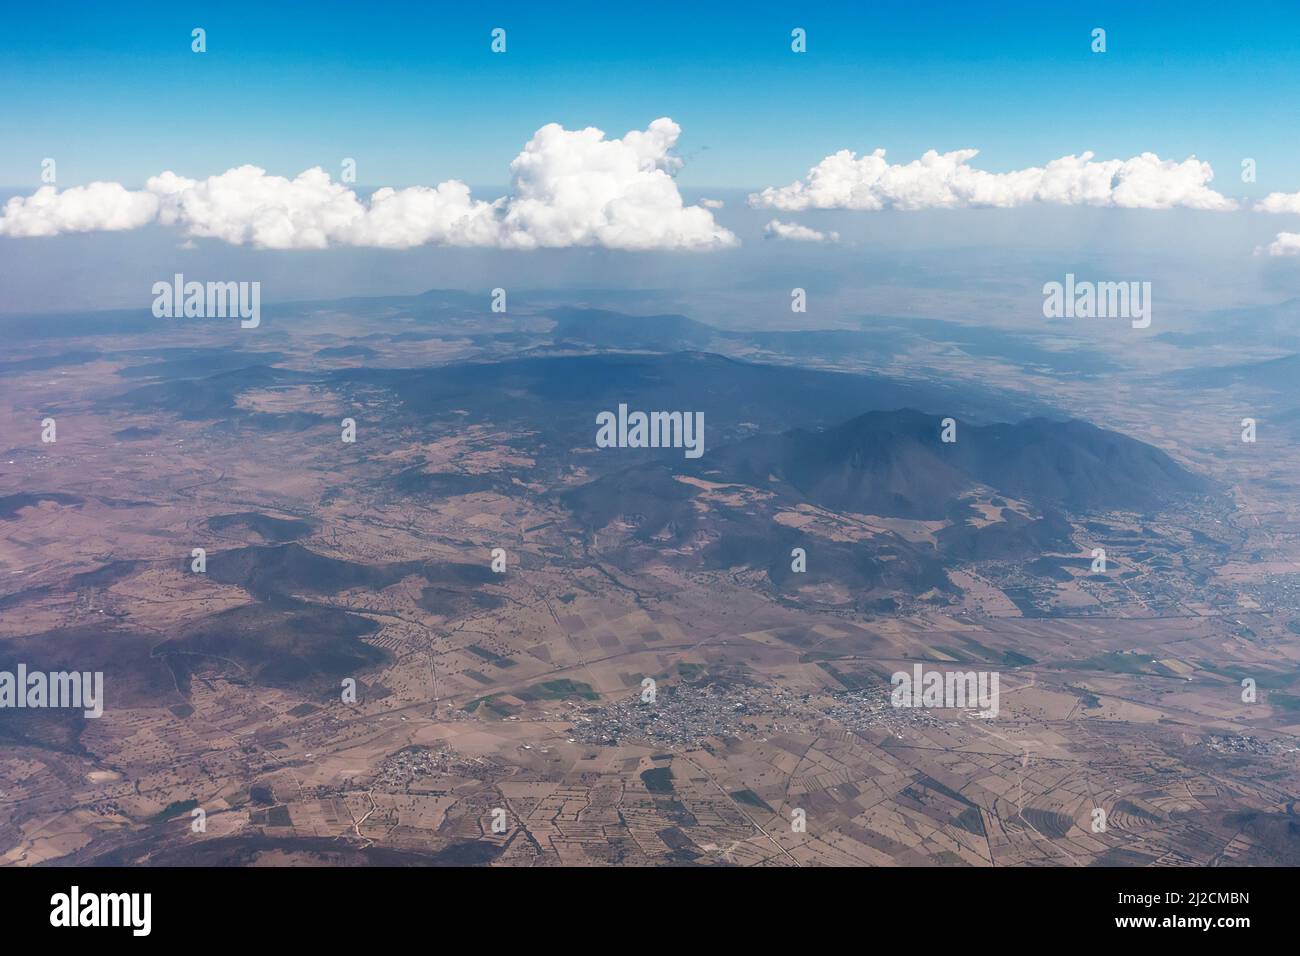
702,408 -> 1206,519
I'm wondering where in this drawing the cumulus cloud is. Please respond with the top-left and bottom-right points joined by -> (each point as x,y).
0,118 -> 736,251
1254,192 -> 1300,214
0,182 -> 160,237
1250,194 -> 1300,257
143,167 -> 503,250
1258,232 -> 1300,256
699,198 -> 724,209
495,119 -> 733,250
749,148 -> 1237,212
763,218 -> 838,242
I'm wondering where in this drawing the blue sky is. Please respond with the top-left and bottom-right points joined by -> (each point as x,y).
3,0 -> 1299,192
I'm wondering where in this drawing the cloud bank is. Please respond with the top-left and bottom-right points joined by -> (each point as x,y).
0,118 -> 737,251
749,148 -> 1237,212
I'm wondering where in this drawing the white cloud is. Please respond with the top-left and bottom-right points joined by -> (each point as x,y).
144,167 -> 504,250
763,218 -> 838,242
749,148 -> 1237,212
0,182 -> 160,237
1254,192 -> 1300,214
146,167 -> 375,249
0,119 -> 736,251
1258,232 -> 1300,256
495,118 -> 734,250
699,198 -> 724,209
1247,194 -> 1300,258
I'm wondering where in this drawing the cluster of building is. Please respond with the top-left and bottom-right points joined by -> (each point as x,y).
1205,734 -> 1294,756
567,682 -> 779,746
373,746 -> 459,789
566,678 -> 949,747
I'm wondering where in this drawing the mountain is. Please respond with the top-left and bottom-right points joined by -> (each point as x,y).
545,307 -> 718,351
947,416 -> 1208,513
147,544 -> 501,693
561,407 -> 1209,607
702,409 -> 1206,518
1172,353 -> 1300,391
202,542 -> 492,602
327,351 -> 1049,468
